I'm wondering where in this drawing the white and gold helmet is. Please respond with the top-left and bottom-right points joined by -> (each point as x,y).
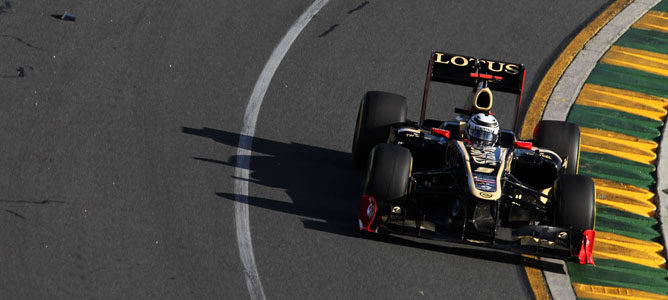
466,113 -> 499,146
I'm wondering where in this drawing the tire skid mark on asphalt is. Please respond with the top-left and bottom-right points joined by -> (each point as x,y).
234,1 -> 330,299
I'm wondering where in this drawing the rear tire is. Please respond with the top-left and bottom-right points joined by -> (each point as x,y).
534,120 -> 581,174
363,144 -> 412,224
352,91 -> 408,169
553,174 -> 595,251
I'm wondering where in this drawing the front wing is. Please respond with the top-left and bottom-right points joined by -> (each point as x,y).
359,195 -> 595,265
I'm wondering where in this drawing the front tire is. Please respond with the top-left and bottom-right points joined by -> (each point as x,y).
363,144 -> 412,224
352,91 -> 408,169
552,174 -> 596,252
534,120 -> 581,174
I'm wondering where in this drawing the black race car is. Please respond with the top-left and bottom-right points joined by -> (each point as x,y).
352,51 -> 595,264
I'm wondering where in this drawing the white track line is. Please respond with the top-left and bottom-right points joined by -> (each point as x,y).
234,1 -> 330,299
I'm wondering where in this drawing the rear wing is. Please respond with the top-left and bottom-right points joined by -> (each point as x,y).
420,51 -> 526,130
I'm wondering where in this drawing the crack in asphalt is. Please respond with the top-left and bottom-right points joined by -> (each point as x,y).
4,209 -> 26,220
318,24 -> 338,37
318,1 -> 370,38
0,34 -> 43,50
0,199 -> 66,204
0,1 -> 12,15
347,1 -> 369,14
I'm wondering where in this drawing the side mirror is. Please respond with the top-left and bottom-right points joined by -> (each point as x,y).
498,130 -> 515,148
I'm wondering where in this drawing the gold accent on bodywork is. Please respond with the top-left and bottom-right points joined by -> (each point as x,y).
576,134 -> 581,174
504,63 -> 520,75
473,88 -> 493,111
479,192 -> 492,198
474,166 -> 494,173
540,187 -> 551,204
486,60 -> 505,73
454,141 -> 507,201
434,52 -> 446,64
433,52 -> 520,75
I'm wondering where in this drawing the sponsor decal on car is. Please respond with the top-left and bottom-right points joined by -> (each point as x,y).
433,52 -> 520,75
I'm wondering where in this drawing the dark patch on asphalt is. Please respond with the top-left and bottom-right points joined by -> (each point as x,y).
347,1 -> 369,14
192,156 -> 229,165
0,199 -> 66,205
182,127 -> 240,145
1,199 -> 64,219
5,209 -> 26,220
0,34 -> 43,50
0,65 -> 33,78
319,1 -> 369,38
183,125 -> 358,236
318,24 -> 339,37
50,12 -> 76,22
0,1 -> 12,15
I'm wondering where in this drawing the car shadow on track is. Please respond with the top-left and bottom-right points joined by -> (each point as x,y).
182,126 -> 361,234
181,126 -> 565,273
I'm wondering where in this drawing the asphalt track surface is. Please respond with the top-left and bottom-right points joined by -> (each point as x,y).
0,1 -> 610,299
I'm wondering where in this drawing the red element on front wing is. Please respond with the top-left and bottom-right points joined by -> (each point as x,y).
359,195 -> 377,232
578,229 -> 596,265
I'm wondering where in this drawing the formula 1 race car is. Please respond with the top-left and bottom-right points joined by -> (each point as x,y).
352,52 -> 595,264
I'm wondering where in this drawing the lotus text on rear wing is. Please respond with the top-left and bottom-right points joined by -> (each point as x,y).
434,53 -> 521,75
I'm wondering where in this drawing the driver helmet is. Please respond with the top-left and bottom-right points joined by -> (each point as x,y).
466,113 -> 499,146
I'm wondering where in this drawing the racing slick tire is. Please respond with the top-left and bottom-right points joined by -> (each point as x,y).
352,91 -> 408,169
363,143 -> 412,224
553,174 -> 595,250
534,120 -> 581,175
